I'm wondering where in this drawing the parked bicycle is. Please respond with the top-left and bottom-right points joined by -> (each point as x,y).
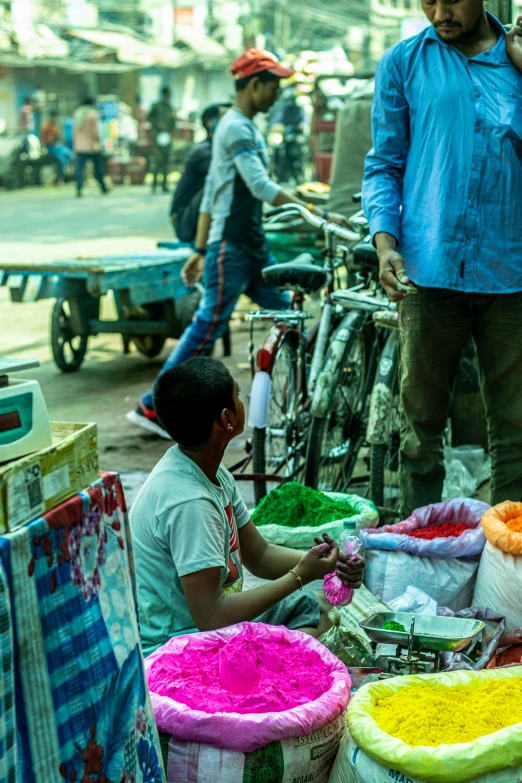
246,204 -> 364,503
310,238 -> 401,518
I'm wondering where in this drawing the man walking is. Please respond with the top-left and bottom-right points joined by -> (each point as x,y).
41,109 -> 73,184
73,97 -> 108,197
363,4 -> 522,514
148,86 -> 175,193
170,103 -> 229,242
128,48 -> 350,437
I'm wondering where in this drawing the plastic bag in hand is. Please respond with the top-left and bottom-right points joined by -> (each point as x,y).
323,535 -> 363,606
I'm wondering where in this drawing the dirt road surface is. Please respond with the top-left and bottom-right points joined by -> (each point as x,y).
0,183 -> 255,504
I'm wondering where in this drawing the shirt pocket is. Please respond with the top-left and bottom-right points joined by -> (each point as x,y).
495,74 -> 522,140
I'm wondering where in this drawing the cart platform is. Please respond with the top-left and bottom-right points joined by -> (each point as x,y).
0,249 -> 202,372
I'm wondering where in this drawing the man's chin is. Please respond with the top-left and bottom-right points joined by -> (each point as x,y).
435,26 -> 462,40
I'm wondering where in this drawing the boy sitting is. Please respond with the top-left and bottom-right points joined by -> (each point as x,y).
130,357 -> 365,656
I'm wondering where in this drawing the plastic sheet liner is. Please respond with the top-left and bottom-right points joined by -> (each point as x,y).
359,498 -> 489,558
330,730 -> 522,783
255,491 -> 378,548
480,501 -> 522,555
145,622 -> 351,753
346,666 -> 522,783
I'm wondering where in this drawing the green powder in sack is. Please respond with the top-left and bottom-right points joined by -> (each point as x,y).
251,482 -> 356,528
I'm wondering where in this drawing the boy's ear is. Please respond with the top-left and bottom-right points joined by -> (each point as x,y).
220,408 -> 233,432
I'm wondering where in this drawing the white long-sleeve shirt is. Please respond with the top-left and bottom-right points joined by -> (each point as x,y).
201,107 -> 280,262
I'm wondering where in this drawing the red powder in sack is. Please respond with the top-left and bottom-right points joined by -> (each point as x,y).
407,522 -> 472,540
148,632 -> 332,715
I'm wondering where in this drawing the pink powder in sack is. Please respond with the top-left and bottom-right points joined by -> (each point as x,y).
148,631 -> 332,714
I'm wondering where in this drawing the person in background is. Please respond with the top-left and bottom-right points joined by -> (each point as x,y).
170,103 -> 230,243
276,89 -> 305,128
41,109 -> 74,185
363,3 -> 522,516
128,48 -> 351,437
73,97 -> 108,197
130,356 -> 366,656
18,97 -> 34,133
148,86 -> 176,193
133,94 -> 149,151
328,77 -> 374,216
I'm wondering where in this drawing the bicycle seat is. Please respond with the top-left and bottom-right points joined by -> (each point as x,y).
262,256 -> 328,293
353,241 -> 378,269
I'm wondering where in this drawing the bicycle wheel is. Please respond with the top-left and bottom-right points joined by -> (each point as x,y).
252,336 -> 303,505
369,372 -> 401,517
305,329 -> 368,492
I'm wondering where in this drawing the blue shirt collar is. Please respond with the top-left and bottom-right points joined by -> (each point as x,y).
425,11 -> 510,63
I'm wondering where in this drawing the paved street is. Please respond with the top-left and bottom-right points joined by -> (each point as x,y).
0,182 -> 254,498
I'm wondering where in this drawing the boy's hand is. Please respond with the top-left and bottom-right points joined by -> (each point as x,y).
182,252 -> 205,287
327,211 -> 353,230
295,541 -> 339,585
314,533 -> 365,589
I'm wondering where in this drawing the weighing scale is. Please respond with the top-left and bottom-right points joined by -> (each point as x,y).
359,612 -> 485,680
0,358 -> 52,463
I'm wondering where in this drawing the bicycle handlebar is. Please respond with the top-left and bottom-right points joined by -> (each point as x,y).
264,204 -> 360,243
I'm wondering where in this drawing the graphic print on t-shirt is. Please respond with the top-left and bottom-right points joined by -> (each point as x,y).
222,503 -> 244,595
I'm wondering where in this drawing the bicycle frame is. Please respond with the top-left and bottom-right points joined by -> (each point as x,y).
366,327 -> 400,446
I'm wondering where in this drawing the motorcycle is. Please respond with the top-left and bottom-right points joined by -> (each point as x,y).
268,123 -> 306,185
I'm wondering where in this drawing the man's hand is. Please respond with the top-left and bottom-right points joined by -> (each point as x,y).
327,211 -> 353,230
314,534 -> 365,589
378,247 -> 417,302
506,17 -> 522,73
182,252 -> 205,287
294,541 -> 339,585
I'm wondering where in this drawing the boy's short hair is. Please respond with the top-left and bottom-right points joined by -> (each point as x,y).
153,357 -> 235,446
234,70 -> 280,93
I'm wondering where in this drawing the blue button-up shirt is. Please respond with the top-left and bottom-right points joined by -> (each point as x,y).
363,14 -> 522,293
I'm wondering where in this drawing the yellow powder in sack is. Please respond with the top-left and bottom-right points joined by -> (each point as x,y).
374,679 -> 522,747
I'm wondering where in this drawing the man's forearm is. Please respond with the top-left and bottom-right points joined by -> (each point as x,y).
375,232 -> 398,253
272,188 -> 326,219
195,212 -> 211,250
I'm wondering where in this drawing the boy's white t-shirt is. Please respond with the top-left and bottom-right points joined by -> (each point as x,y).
129,445 -> 250,656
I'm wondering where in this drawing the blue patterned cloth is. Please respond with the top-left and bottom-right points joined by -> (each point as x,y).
0,472 -> 164,783
0,563 -> 16,783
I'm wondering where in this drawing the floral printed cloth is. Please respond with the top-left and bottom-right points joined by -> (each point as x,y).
0,472 -> 164,783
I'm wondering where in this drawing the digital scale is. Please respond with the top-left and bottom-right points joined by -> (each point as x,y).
0,358 -> 52,463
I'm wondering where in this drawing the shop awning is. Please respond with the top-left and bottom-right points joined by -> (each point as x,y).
15,23 -> 69,59
174,30 -> 228,62
68,28 -> 183,68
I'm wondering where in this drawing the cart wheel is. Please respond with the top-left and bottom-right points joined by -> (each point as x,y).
51,298 -> 89,372
130,301 -> 168,358
132,335 -> 167,358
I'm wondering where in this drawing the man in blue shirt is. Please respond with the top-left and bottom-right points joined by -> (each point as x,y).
363,3 -> 522,514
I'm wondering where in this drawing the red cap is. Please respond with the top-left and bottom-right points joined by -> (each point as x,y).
230,48 -> 294,81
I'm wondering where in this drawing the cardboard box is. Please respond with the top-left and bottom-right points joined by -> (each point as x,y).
0,422 -> 99,533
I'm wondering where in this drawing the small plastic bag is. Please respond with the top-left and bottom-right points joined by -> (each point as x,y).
319,610 -> 372,668
323,535 -> 364,607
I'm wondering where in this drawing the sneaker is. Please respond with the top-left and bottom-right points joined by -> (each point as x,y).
126,403 -> 171,439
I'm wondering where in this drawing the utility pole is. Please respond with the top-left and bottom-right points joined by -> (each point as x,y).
207,0 -> 214,34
